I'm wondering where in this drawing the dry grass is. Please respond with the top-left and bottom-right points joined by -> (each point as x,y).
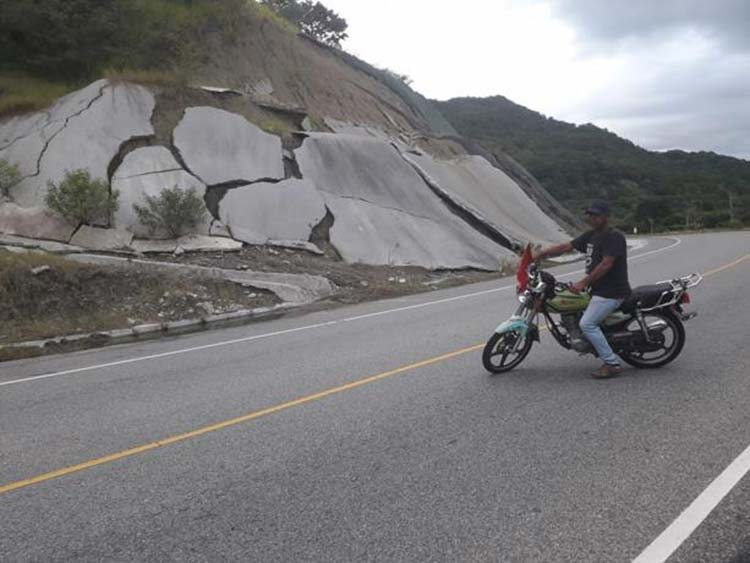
103,67 -> 188,88
0,73 -> 74,117
0,249 -> 278,346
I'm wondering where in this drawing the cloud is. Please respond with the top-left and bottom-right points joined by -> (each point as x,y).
549,1 -> 750,159
550,0 -> 750,52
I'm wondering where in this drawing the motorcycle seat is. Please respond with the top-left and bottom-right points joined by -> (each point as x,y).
619,283 -> 675,313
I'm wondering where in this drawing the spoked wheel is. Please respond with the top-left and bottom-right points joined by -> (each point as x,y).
482,330 -> 534,374
620,311 -> 686,369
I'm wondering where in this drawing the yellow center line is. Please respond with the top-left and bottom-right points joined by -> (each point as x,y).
0,343 -> 484,496
2,252 -> 748,497
703,254 -> 750,278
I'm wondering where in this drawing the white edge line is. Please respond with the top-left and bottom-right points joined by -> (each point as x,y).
633,442 -> 750,563
1,237 -> 681,388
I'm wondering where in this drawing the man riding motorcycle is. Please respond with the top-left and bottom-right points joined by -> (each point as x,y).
534,200 -> 631,379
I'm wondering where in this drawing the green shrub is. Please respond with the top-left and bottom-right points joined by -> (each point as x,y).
133,186 -> 207,238
45,169 -> 119,226
0,159 -> 21,197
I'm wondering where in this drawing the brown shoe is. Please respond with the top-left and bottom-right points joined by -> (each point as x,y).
591,363 -> 623,379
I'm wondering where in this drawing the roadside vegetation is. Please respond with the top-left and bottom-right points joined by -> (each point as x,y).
0,249 -> 278,348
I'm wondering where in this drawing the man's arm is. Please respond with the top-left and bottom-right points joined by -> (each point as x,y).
533,241 -> 573,261
571,256 -> 615,293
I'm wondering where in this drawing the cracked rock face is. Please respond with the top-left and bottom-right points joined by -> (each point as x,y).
112,146 -> 209,238
296,134 -> 512,269
173,107 -> 284,185
0,80 -> 155,208
218,179 -> 326,246
404,153 -> 569,246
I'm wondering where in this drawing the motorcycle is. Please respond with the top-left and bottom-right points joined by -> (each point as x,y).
482,246 -> 703,373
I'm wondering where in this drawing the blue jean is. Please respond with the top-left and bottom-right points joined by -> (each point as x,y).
580,295 -> 625,365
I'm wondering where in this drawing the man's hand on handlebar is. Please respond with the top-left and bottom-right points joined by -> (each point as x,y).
569,280 -> 588,294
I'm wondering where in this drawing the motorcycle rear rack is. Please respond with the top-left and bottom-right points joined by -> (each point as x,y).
640,273 -> 703,312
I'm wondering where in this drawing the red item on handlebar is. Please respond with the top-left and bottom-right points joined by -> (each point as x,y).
516,244 -> 533,293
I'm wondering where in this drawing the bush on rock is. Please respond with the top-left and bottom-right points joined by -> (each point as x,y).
133,187 -> 207,238
45,169 -> 119,226
0,159 -> 21,198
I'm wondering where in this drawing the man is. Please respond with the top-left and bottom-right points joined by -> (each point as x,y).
534,200 -> 631,379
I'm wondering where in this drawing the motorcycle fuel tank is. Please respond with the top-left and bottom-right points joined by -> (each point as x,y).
547,289 -> 591,313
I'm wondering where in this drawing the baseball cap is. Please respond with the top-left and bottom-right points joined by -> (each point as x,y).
584,200 -> 611,216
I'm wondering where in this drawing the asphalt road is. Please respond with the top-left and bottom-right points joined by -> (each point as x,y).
1,232 -> 749,562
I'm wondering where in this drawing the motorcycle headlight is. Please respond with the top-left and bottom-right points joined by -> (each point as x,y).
518,291 -> 530,304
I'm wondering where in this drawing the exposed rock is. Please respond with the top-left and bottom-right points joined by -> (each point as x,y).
403,153 -> 569,246
174,234 -> 243,252
0,202 -> 76,242
111,146 -> 209,238
219,179 -> 326,246
173,107 -> 284,185
2,81 -> 155,208
132,235 -> 242,254
70,226 -> 134,251
31,265 -> 52,275
131,239 -> 177,254
0,234 -> 84,254
267,240 -> 324,255
209,220 -> 232,238
295,134 -> 512,269
323,197 -> 505,270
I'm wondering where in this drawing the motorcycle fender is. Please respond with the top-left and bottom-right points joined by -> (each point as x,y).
494,317 -> 540,342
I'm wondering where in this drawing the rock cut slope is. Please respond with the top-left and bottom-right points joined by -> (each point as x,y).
0,12 -> 572,271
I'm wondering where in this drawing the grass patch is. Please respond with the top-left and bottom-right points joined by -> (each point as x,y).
257,115 -> 295,136
250,1 -> 300,34
103,67 -> 187,88
0,73 -> 74,117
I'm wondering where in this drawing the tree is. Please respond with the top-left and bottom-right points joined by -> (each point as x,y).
262,0 -> 348,46
45,169 -> 119,226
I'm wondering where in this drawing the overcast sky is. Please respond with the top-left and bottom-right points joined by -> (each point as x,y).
321,0 -> 750,160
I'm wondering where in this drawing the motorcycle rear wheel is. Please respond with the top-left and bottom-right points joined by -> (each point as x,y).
619,311 -> 685,369
482,330 -> 534,374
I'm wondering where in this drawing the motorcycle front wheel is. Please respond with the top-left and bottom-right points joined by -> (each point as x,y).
482,330 -> 534,374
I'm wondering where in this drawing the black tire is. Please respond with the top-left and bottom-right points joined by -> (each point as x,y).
620,311 -> 686,369
482,330 -> 534,374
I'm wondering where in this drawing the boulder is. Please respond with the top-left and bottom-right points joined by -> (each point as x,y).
1,80 -> 155,208
403,153 -> 569,246
218,179 -> 326,246
70,226 -> 134,251
295,134 -> 512,269
173,107 -> 284,185
111,146 -> 209,238
0,202 -> 76,242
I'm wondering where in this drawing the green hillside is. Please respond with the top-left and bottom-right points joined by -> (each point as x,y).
437,96 -> 750,232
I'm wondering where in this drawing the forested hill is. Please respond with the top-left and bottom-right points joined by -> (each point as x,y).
437,96 -> 750,232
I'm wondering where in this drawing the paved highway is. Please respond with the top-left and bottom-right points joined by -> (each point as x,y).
1,232 -> 749,562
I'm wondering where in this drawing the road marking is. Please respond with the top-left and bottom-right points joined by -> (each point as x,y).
0,237 -> 682,388
702,254 -> 749,278
0,343 -> 484,495
633,443 -> 750,563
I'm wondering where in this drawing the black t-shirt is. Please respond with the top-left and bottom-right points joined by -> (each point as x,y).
572,228 -> 631,298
